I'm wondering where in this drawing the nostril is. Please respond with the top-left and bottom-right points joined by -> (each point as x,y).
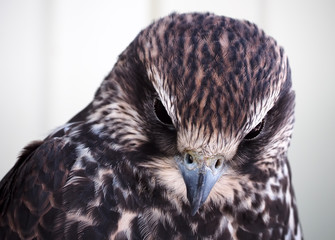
215,159 -> 223,169
185,153 -> 194,165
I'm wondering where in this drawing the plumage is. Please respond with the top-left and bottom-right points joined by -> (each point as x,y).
0,12 -> 302,239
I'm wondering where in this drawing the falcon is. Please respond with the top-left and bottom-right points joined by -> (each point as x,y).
0,13 -> 303,239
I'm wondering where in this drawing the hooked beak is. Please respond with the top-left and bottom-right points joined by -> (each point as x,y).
177,151 -> 225,216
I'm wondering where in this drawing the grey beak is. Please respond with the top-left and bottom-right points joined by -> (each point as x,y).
177,152 -> 225,216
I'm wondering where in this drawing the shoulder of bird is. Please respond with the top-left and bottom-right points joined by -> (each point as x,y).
0,12 -> 303,239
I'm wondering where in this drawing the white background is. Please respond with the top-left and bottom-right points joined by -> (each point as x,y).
1,0 -> 334,239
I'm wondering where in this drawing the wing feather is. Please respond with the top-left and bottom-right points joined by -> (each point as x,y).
0,138 -> 77,239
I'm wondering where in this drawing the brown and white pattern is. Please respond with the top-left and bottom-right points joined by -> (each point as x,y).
0,13 -> 302,239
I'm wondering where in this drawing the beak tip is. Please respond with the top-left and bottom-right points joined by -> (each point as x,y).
191,209 -> 198,216
190,200 -> 201,216
189,190 -> 208,216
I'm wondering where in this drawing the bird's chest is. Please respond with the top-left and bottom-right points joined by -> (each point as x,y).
113,207 -> 236,239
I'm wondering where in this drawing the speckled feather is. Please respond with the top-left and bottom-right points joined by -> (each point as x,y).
0,13 -> 302,239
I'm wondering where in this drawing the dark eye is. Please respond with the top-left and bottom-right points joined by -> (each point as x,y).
244,119 -> 265,140
154,98 -> 173,126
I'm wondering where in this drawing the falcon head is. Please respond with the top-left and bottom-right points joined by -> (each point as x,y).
87,13 -> 295,216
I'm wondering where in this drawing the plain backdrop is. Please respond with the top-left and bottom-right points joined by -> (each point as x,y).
1,0 -> 334,239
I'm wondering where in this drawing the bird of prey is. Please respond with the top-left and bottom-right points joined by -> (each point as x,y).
0,12 -> 302,239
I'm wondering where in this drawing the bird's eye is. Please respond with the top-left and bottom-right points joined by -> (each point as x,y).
244,119 -> 265,140
154,98 -> 173,126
